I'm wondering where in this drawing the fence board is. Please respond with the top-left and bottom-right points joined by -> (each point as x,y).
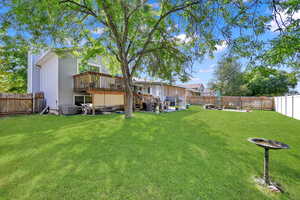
274,95 -> 300,120
187,96 -> 273,110
0,92 -> 44,116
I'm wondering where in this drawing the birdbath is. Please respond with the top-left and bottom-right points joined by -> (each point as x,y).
248,138 -> 289,186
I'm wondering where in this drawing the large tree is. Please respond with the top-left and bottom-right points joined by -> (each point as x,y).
0,32 -> 28,93
244,66 -> 298,96
210,57 -> 248,96
258,0 -> 300,69
1,0 -> 270,118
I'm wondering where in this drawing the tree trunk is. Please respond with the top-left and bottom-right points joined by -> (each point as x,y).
122,64 -> 133,118
125,86 -> 133,118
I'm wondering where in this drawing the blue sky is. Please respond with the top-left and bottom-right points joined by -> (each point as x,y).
183,39 -> 300,91
182,47 -> 226,86
184,44 -> 300,91
171,1 -> 300,91
1,1 -> 299,91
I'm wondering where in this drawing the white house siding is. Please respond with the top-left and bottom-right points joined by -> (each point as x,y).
27,52 -> 40,93
58,55 -> 78,106
40,55 -> 59,110
152,85 -> 165,101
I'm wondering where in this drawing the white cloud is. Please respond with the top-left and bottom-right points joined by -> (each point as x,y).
209,64 -> 217,68
175,33 -> 192,43
92,27 -> 105,35
215,41 -> 227,52
269,9 -> 300,32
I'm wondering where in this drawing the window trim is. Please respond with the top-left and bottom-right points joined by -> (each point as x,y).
73,95 -> 92,106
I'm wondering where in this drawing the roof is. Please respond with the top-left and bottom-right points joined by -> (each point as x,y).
186,88 -> 201,93
134,81 -> 186,89
179,83 -> 204,89
34,47 -> 82,66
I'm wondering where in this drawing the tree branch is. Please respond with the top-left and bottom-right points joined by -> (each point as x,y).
272,0 -> 287,33
59,0 -> 97,18
59,0 -> 109,26
130,0 -> 200,75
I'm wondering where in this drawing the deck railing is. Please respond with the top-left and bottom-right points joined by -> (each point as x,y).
73,72 -> 124,92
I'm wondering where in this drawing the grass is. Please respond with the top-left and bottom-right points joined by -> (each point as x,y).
0,106 -> 299,200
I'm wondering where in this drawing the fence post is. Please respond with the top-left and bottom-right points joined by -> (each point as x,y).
285,95 -> 287,116
221,96 -> 223,108
32,93 -> 35,113
6,96 -> 9,113
240,96 -> 243,109
281,96 -> 283,114
292,95 -> 294,119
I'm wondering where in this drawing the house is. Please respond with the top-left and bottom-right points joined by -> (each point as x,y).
27,49 -> 125,114
185,88 -> 201,97
179,83 -> 204,94
134,81 -> 187,108
201,88 -> 216,96
179,83 -> 204,96
28,49 -> 188,114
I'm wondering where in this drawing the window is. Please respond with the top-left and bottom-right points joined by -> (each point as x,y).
148,87 -> 151,94
85,96 -> 92,104
74,95 -> 92,106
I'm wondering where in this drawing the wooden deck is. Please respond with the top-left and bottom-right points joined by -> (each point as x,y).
73,72 -> 124,92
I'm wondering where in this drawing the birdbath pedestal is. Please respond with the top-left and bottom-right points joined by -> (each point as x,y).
248,138 -> 289,189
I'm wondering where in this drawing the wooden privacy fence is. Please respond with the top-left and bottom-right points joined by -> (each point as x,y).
0,92 -> 45,116
187,96 -> 274,110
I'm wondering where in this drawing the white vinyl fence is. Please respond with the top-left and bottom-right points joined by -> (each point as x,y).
274,95 -> 300,120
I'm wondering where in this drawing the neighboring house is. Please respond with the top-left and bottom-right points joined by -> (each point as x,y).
27,49 -> 125,114
179,83 -> 204,96
201,88 -> 216,96
134,81 -> 187,107
186,88 -> 201,97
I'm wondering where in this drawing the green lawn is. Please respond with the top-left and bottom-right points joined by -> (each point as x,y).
0,106 -> 299,200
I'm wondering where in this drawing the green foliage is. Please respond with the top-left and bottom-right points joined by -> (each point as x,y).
211,57 -> 248,96
1,0 -> 269,81
244,66 -> 298,96
210,56 -> 297,96
0,0 -> 277,116
260,0 -> 300,69
0,31 -> 28,93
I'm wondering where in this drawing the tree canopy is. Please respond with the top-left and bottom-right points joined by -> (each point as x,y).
244,66 -> 298,96
210,56 -> 298,96
0,30 -> 28,93
210,57 -> 248,96
0,0 -> 286,117
255,0 -> 300,70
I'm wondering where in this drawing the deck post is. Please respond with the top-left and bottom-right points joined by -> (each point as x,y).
32,93 -> 35,113
92,94 -> 95,115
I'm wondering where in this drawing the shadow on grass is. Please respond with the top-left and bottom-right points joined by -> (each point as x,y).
0,109 -> 283,200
